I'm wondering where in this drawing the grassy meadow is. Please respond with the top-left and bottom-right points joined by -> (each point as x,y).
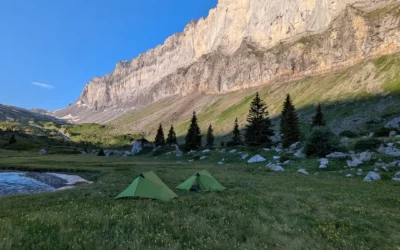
1,150 -> 400,250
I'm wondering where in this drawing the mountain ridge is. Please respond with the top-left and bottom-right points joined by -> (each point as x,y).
54,0 -> 400,124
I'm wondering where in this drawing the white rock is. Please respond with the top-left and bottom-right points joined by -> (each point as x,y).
347,158 -> 362,168
39,149 -> 46,155
273,156 -> 280,160
373,167 -> 379,172
385,117 -> 400,130
294,148 -> 306,158
320,158 -> 329,166
200,156 -> 207,160
364,171 -> 381,182
48,173 -> 93,185
241,153 -> 249,160
202,149 -> 211,154
188,150 -> 196,155
267,164 -> 285,172
263,148 -> 270,151
283,160 -> 290,165
369,132 -> 375,137
218,162 -> 224,165
346,174 -> 353,177
176,151 -> 183,157
319,164 -> 328,169
359,152 -> 372,162
381,166 -> 389,172
395,172 -> 400,178
188,159 -> 194,163
229,149 -> 237,154
247,154 -> 266,164
377,144 -> 400,157
389,131 -> 397,137
326,152 -> 349,159
297,169 -> 309,175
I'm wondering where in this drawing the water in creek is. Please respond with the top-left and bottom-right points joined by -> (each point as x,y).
0,172 -> 55,197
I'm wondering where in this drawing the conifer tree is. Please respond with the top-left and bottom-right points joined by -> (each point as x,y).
97,148 -> 105,156
185,112 -> 202,150
8,134 -> 16,145
229,118 -> 243,146
206,124 -> 214,148
280,94 -> 300,148
311,103 -> 326,129
244,92 -> 274,146
154,124 -> 165,146
166,125 -> 177,145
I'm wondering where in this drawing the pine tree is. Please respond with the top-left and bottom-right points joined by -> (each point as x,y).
229,118 -> 243,146
311,103 -> 326,129
206,124 -> 214,148
280,94 -> 300,148
8,134 -> 16,145
166,125 -> 177,145
244,92 -> 274,146
185,112 -> 202,150
154,124 -> 165,146
97,148 -> 105,156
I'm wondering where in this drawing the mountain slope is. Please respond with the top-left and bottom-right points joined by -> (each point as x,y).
0,105 -> 65,124
55,0 -> 400,124
106,54 -> 400,138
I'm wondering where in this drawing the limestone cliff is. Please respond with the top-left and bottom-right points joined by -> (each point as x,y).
55,0 -> 400,123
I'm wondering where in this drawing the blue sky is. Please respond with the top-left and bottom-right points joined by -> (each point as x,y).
0,0 -> 217,111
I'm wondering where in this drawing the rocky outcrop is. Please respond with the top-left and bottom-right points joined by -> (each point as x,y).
56,0 -> 400,123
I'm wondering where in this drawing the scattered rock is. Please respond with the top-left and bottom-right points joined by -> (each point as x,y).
188,159 -> 194,163
346,174 -> 353,177
381,166 -> 389,172
267,163 -> 285,172
340,137 -> 350,144
374,167 -> 379,172
320,158 -> 329,166
39,149 -> 46,155
188,150 -> 197,155
359,152 -> 372,162
200,156 -> 207,160
392,178 -> 400,182
229,149 -> 237,154
202,149 -> 211,154
283,160 -> 290,165
176,151 -> 183,157
364,171 -> 381,182
369,132 -> 375,138
241,153 -> 249,160
247,154 -> 266,164
377,144 -> 400,157
319,164 -> 328,169
385,117 -> 400,130
218,161 -> 224,165
294,148 -> 306,158
357,169 -> 363,176
273,156 -> 280,160
326,152 -> 349,159
389,131 -> 397,137
297,169 -> 309,175
271,134 -> 281,143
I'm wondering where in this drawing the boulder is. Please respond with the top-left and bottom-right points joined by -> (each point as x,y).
271,134 -> 281,143
39,149 -> 46,155
326,152 -> 349,159
359,152 -> 372,162
319,164 -> 328,169
389,131 -> 397,137
373,167 -> 380,172
247,154 -> 266,164
294,148 -> 306,158
283,160 -> 290,165
229,149 -> 238,154
273,156 -> 280,160
347,158 -> 362,168
320,158 -> 329,166
395,172 -> 400,178
340,137 -> 350,144
297,169 -> 309,175
218,161 -> 224,165
369,132 -> 375,138
188,150 -> 197,155
377,144 -> 400,157
241,153 -> 249,160
202,149 -> 211,154
357,169 -> 363,176
364,171 -> 381,182
381,166 -> 389,172
346,174 -> 353,177
385,117 -> 400,130
188,159 -> 194,163
289,142 -> 300,150
200,156 -> 207,160
267,163 -> 285,172
176,151 -> 183,157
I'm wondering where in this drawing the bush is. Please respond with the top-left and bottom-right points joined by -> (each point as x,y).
339,130 -> 358,138
304,127 -> 343,157
373,127 -> 395,137
8,135 -> 17,145
354,138 -> 382,152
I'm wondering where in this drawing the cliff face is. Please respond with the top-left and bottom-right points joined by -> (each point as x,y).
56,0 -> 400,123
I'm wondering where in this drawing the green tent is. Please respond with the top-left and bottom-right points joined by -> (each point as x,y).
116,171 -> 178,200
176,170 -> 226,191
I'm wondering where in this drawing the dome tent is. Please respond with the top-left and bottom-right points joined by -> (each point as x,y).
116,171 -> 177,201
176,170 -> 226,191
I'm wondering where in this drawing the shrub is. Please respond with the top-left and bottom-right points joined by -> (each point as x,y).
354,138 -> 382,152
339,130 -> 359,138
373,127 -> 395,137
8,135 -> 17,145
304,127 -> 343,157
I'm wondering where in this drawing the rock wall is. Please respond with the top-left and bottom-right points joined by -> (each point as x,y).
57,0 -> 400,123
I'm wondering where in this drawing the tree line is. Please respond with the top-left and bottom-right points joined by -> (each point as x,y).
153,92 -> 327,151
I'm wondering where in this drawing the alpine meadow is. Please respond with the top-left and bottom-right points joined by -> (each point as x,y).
1,0 -> 400,250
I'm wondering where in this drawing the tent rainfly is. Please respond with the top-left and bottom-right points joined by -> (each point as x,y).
116,171 -> 178,201
176,170 -> 226,191
247,154 -> 266,164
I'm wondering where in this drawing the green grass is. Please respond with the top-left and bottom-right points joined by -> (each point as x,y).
1,151 -> 400,249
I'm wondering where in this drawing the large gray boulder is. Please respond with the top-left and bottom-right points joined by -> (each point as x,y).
39,149 -> 47,155
247,154 -> 266,164
377,144 -> 400,157
294,148 -> 306,158
385,117 -> 400,130
297,169 -> 309,175
267,163 -> 285,172
364,171 -> 381,182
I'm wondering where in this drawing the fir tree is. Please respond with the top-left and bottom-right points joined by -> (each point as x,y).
311,103 -> 326,129
97,148 -> 105,156
244,92 -> 274,146
154,124 -> 165,146
280,94 -> 300,148
185,112 -> 202,150
229,118 -> 243,146
166,125 -> 177,145
206,124 -> 214,148
8,134 -> 16,145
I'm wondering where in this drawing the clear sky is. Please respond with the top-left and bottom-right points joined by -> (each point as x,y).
0,0 -> 218,111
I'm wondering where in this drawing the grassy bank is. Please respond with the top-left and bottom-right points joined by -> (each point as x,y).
0,151 -> 399,249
